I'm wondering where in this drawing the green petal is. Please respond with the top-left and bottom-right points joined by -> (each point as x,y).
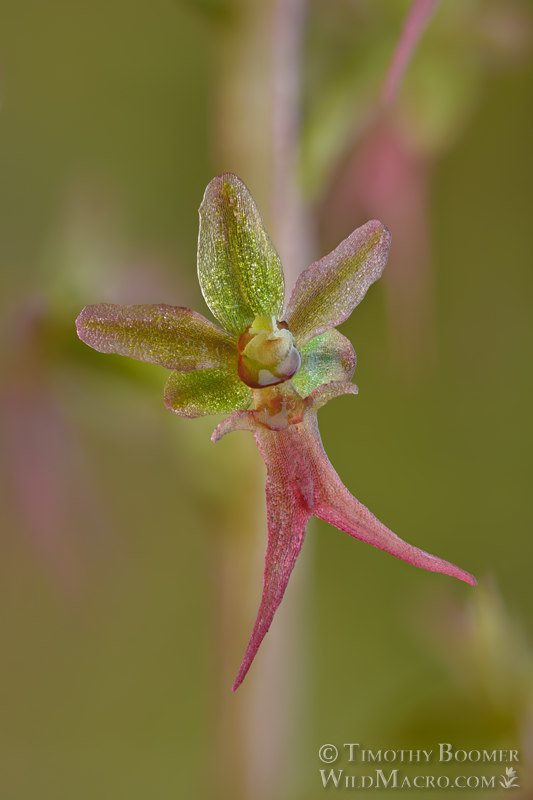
284,220 -> 391,346
164,369 -> 252,418
292,329 -> 356,397
76,304 -> 237,370
197,173 -> 285,335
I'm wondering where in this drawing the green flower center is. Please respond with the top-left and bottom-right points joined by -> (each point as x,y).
237,315 -> 301,389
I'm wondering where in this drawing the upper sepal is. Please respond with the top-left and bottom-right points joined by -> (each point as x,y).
197,174 -> 285,335
76,303 -> 237,371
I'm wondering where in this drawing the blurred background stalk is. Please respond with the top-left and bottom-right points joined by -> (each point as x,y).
208,1 -> 311,797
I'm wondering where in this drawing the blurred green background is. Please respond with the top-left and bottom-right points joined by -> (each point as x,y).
0,1 -> 532,798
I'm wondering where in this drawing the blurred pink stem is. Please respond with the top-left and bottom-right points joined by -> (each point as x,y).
382,0 -> 441,106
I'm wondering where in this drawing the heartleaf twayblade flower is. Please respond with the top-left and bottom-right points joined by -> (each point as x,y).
76,173 -> 476,691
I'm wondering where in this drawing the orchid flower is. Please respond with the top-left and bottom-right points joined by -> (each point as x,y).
76,173 -> 476,690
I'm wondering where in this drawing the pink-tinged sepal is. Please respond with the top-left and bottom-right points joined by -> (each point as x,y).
76,303 -> 238,371
284,220 -> 391,347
